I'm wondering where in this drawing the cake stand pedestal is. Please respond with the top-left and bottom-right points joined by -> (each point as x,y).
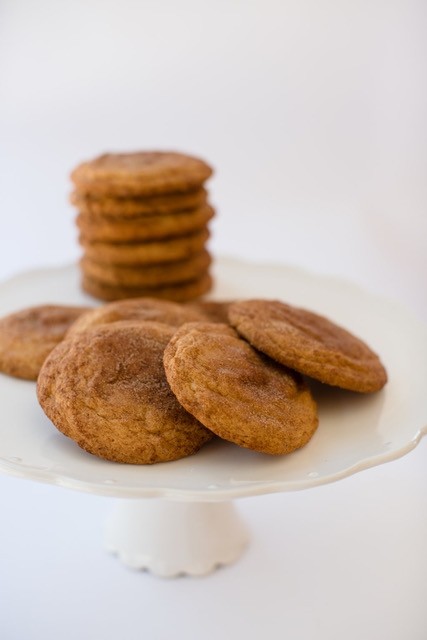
105,499 -> 248,576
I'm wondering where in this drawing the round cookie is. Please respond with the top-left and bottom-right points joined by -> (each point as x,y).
0,304 -> 92,380
71,151 -> 213,197
80,227 -> 210,265
76,204 -> 214,243
163,322 -> 318,455
67,297 -> 209,337
37,321 -> 213,464
228,299 -> 387,393
82,271 -> 213,302
71,188 -> 207,218
81,250 -> 212,288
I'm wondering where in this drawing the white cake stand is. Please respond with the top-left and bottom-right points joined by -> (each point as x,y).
0,257 -> 426,577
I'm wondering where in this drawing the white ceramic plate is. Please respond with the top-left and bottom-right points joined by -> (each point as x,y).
0,257 -> 426,501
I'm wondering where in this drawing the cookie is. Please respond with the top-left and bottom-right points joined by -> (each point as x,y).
82,271 -> 213,302
71,188 -> 207,218
71,151 -> 213,197
0,304 -> 91,380
76,204 -> 214,243
81,250 -> 212,288
37,321 -> 213,464
228,299 -> 387,393
80,227 -> 210,265
186,300 -> 233,324
67,297 -> 209,337
163,322 -> 318,455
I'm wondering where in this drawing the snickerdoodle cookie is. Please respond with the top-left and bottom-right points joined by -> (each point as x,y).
70,187 -> 207,218
229,299 -> 387,393
71,151 -> 214,303
80,227 -> 210,265
37,321 -> 213,464
81,250 -> 212,288
163,322 -> 318,455
76,204 -> 214,242
82,271 -> 212,302
0,304 -> 91,380
186,300 -> 233,324
67,297 -> 208,336
71,151 -> 213,197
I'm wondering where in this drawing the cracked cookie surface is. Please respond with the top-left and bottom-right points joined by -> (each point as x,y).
229,299 -> 387,393
37,321 -> 213,464
0,304 -> 91,380
163,322 -> 318,455
67,297 -> 208,336
71,151 -> 213,197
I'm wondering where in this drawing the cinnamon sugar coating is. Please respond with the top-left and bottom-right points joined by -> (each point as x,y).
70,187 -> 207,217
71,151 -> 213,197
163,322 -> 318,455
80,227 -> 210,265
0,304 -> 91,380
229,299 -> 387,393
37,321 -> 213,464
76,204 -> 214,243
186,300 -> 233,324
67,297 -> 209,336
81,250 -> 211,288
81,271 -> 212,302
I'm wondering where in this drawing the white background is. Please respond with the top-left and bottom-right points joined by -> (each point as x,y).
0,1 -> 426,639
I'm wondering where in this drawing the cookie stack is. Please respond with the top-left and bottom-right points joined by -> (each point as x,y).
70,151 -> 215,302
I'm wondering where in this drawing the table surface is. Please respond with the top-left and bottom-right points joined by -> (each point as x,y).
1,2 -> 427,638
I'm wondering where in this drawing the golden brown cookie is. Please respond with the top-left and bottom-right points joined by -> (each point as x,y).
67,297 -> 209,337
187,300 -> 233,324
0,304 -> 91,380
81,250 -> 212,288
80,227 -> 210,265
163,322 -> 318,455
37,321 -> 213,464
71,151 -> 213,197
71,188 -> 207,218
229,299 -> 387,393
82,271 -> 213,302
76,204 -> 214,243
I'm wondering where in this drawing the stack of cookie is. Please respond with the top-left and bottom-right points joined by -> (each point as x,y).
70,151 -> 215,302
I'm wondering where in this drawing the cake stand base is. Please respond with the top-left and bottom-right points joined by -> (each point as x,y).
104,499 -> 249,577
